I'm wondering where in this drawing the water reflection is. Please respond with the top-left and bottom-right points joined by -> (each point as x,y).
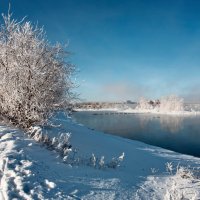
159,116 -> 183,133
135,114 -> 183,133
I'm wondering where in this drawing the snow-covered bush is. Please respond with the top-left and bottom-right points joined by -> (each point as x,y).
175,165 -> 194,179
99,156 -> 105,169
166,162 -> 173,175
136,163 -> 200,200
107,152 -> 125,169
160,95 -> 184,112
165,162 -> 195,179
27,126 -> 72,159
164,163 -> 199,200
28,126 -> 43,142
88,152 -> 125,169
136,95 -> 184,112
57,133 -> 72,156
90,153 -> 96,167
136,97 -> 153,110
0,11 -> 76,128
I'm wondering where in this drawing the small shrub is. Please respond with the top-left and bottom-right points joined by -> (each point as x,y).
107,152 -> 125,169
166,162 -> 173,175
99,156 -> 105,169
27,127 -> 72,159
176,166 -> 194,179
90,153 -> 96,167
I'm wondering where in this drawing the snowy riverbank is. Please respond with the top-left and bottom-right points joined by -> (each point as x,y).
0,114 -> 200,199
75,107 -> 200,115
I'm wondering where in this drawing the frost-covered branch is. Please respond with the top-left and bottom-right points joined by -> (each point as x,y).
0,11 -> 76,128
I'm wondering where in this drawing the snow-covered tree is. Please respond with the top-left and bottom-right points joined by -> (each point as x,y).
0,11 -> 76,127
160,95 -> 184,112
136,97 -> 153,110
136,95 -> 184,112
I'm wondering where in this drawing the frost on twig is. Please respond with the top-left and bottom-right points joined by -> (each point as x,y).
99,156 -> 105,169
166,162 -> 173,175
88,152 -> 125,169
28,126 -> 72,160
90,153 -> 96,167
107,152 -> 125,169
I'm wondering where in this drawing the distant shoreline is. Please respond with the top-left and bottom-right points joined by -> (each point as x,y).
74,108 -> 200,116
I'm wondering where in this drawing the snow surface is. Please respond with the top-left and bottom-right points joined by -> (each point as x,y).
0,114 -> 200,199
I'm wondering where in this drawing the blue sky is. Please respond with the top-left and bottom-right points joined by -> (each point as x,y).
1,0 -> 200,102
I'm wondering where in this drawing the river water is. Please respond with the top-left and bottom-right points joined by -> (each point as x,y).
72,111 -> 200,158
